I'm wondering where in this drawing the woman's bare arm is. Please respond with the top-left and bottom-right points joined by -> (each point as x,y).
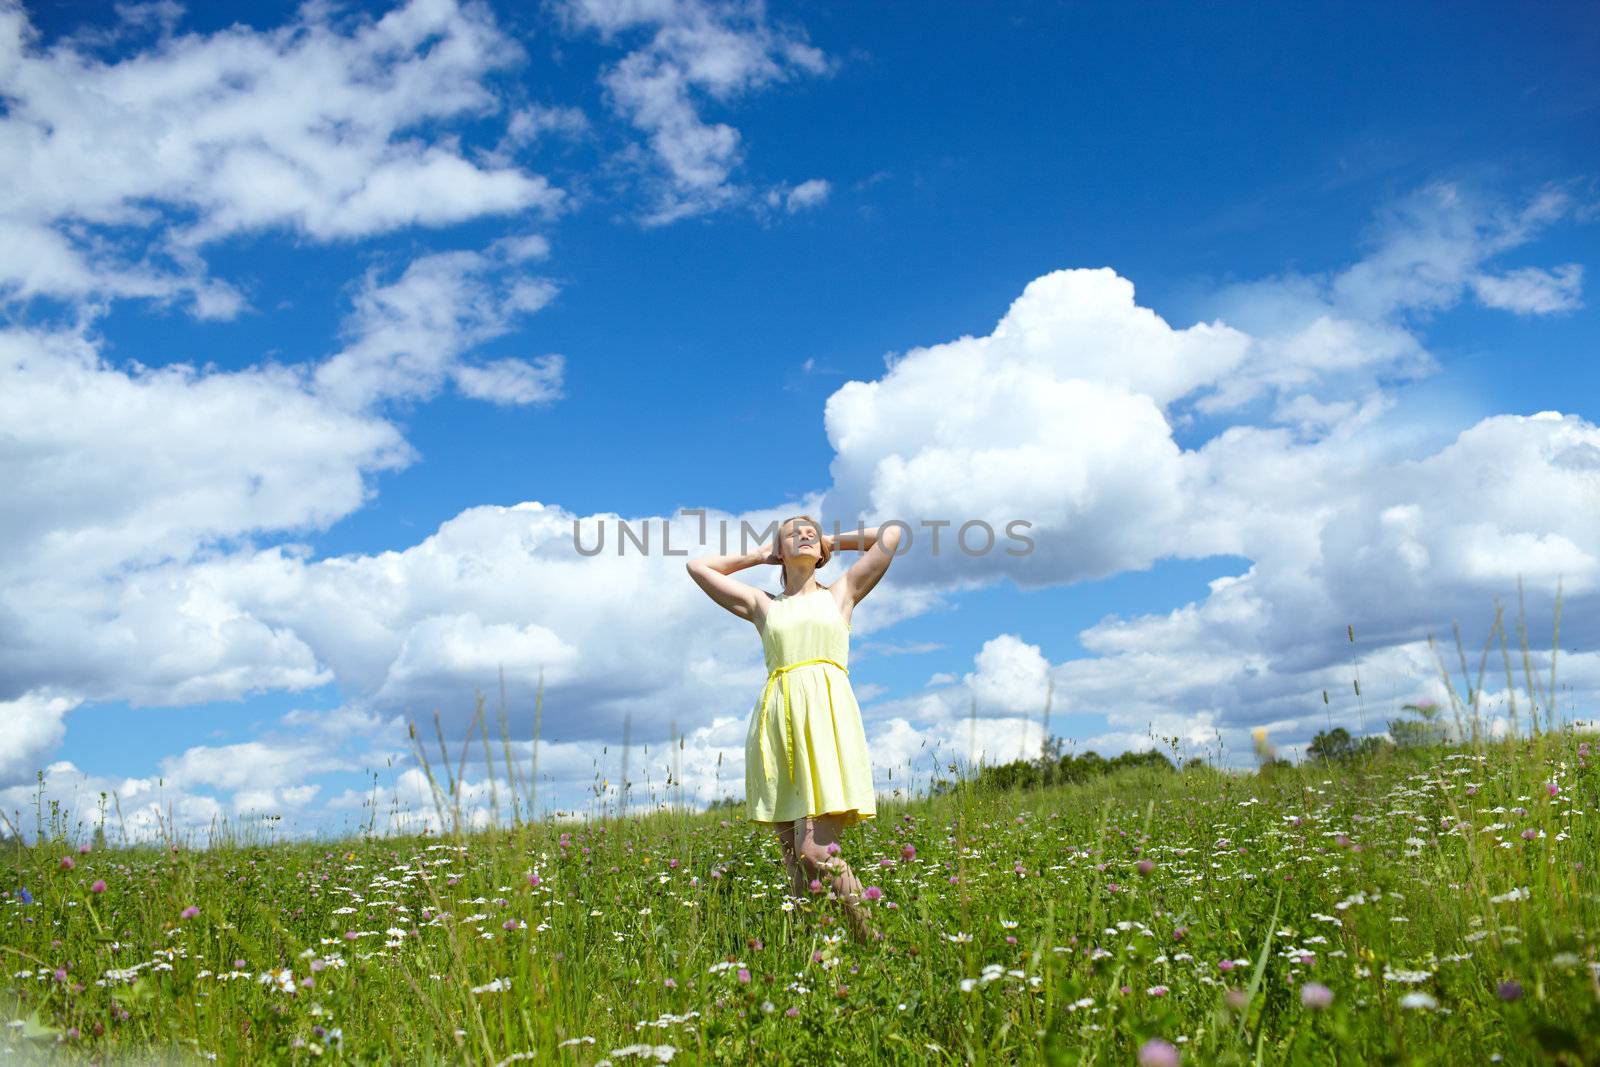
831,524 -> 902,606
686,542 -> 776,624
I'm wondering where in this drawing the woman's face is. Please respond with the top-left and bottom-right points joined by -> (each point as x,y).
781,519 -> 821,563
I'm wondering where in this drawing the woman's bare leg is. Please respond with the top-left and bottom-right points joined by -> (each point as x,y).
775,823 -> 806,900
795,814 -> 877,943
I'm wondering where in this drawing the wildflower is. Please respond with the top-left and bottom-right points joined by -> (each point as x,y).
1218,959 -> 1236,972
1399,991 -> 1439,1010
663,978 -> 677,989
863,886 -> 882,901
528,874 -> 541,888
58,856 -> 75,872
809,879 -> 823,894
784,1007 -> 799,1017
1147,985 -> 1169,996
877,857 -> 894,868
16,888 -> 33,905
1520,829 -> 1537,841
825,842 -> 840,856
1300,982 -> 1333,1009
1497,980 -> 1523,1001
901,844 -> 916,861
257,968 -> 296,994
737,968 -> 751,984
1546,782 -> 1560,797
180,906 -> 200,920
76,844 -> 90,855
1137,860 -> 1155,876
1013,862 -> 1027,876
90,879 -> 106,894
1138,1037 -> 1180,1067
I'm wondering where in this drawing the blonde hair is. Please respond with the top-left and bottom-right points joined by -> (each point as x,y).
776,514 -> 831,592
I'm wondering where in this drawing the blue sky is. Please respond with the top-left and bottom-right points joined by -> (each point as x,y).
2,0 -> 1597,841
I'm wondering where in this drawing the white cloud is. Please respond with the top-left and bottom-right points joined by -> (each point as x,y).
314,249 -> 564,410
1198,182 -> 1584,416
4,173 -> 1597,814
561,0 -> 830,224
452,355 -> 567,406
0,327 -> 411,580
0,236 -> 564,724
0,692 -> 81,789
1469,264 -> 1583,314
0,761 -> 224,844
769,177 -> 830,213
0,0 -> 560,314
159,740 -> 355,793
962,634 -> 1051,716
819,267 -> 1249,588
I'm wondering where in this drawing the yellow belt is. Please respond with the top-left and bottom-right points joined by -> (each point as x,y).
756,658 -> 848,783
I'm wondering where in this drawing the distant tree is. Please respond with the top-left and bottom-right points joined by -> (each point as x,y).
1308,727 -> 1391,763
1389,702 -> 1450,748
1308,727 -> 1354,762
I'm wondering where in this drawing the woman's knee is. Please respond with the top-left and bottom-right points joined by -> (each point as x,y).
795,841 -> 834,873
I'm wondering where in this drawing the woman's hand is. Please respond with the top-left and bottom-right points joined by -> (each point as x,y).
755,539 -> 781,566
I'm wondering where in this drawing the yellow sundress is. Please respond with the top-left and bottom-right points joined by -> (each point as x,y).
744,587 -> 877,828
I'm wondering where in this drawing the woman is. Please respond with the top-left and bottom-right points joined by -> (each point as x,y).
686,515 -> 901,942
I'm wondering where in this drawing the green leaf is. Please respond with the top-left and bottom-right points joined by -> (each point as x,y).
12,1008 -> 60,1042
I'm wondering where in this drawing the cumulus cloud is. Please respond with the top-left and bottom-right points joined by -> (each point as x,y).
315,248 -> 565,410
0,237 -> 564,730
0,0 -> 560,313
559,0 -> 830,224
962,634 -> 1051,716
819,267 -> 1250,589
0,692 -> 80,790
0,761 -> 225,843
4,164 -> 1595,821
801,182 -> 1597,765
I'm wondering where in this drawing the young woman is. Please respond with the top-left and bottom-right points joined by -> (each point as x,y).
686,515 -> 902,942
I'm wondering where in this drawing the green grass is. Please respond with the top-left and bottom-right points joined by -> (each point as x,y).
3,732 -> 1597,1065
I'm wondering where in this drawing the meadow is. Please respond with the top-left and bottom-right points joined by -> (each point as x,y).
3,729 -> 1597,1065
